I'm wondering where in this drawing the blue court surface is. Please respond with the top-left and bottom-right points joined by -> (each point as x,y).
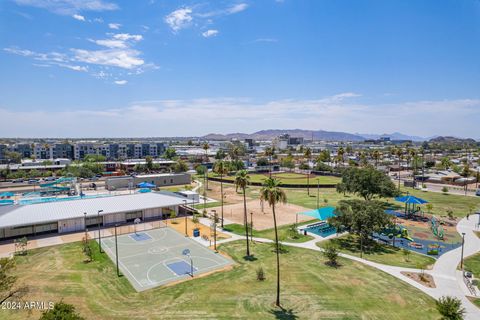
167,261 -> 198,276
129,232 -> 152,241
101,227 -> 232,291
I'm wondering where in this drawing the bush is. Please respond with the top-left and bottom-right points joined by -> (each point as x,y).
323,243 -> 339,267
40,302 -> 85,320
256,266 -> 266,281
427,249 -> 439,256
436,296 -> 465,320
442,186 -> 449,194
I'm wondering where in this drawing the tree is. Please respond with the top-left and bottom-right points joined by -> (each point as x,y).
5,151 -> 22,164
323,242 -> 339,267
0,258 -> 27,304
317,149 -> 331,163
315,161 -> 333,172
163,148 -> 177,160
40,301 -> 85,320
234,170 -> 251,257
214,160 -> 228,228
280,156 -> 295,171
441,157 -> 452,170
145,156 -> 153,172
264,146 -> 276,177
256,157 -> 269,167
328,200 -> 393,257
336,147 -> 345,167
202,142 -> 210,190
336,166 -> 398,201
173,160 -> 188,173
215,149 -> 226,160
259,177 -> 287,307
372,150 -> 381,168
435,296 -> 465,320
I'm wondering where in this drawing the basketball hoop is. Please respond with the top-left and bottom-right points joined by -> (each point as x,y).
134,218 -> 142,235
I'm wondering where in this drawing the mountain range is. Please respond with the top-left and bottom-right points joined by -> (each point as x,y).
202,129 -> 429,142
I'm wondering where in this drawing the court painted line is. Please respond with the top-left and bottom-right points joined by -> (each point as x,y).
102,239 -> 146,289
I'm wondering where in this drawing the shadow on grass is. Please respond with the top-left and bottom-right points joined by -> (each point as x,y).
269,307 -> 298,320
243,255 -> 258,262
332,236 -> 400,256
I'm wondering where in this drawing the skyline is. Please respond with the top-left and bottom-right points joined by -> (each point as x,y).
1,0 -> 480,138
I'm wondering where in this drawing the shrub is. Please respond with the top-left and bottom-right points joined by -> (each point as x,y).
323,243 -> 339,267
402,248 -> 411,262
442,186 -> 449,194
436,296 -> 465,320
427,249 -> 439,256
256,266 -> 266,281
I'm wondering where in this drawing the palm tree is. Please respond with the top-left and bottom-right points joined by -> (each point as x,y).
304,147 -> 312,195
264,146 -> 275,177
234,170 -> 251,257
372,150 -> 381,168
214,160 -> 228,228
337,147 -> 345,168
394,147 -> 403,191
436,296 -> 465,320
260,177 -> 287,307
202,142 -> 210,190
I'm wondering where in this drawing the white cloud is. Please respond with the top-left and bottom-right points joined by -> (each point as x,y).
227,3 -> 248,14
72,14 -> 85,21
202,29 -> 219,38
60,64 -> 88,72
14,0 -> 118,15
253,38 -> 278,43
108,23 -> 121,29
165,7 -> 192,32
113,33 -> 142,41
72,48 -> 144,69
91,39 -> 127,49
2,95 -> 478,138
114,80 -> 127,85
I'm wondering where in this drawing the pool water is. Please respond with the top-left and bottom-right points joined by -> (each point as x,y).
19,194 -> 110,205
304,223 -> 337,237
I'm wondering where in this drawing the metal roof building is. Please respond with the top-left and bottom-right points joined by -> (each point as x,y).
0,192 -> 186,240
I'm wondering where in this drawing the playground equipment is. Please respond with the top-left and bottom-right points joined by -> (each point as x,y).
37,177 -> 76,195
382,224 -> 413,242
430,216 -> 445,240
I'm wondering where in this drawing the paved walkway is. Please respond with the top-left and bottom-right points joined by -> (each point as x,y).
211,217 -> 480,320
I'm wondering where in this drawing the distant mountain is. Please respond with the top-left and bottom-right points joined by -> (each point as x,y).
358,132 -> 426,142
429,136 -> 477,145
202,129 -> 365,141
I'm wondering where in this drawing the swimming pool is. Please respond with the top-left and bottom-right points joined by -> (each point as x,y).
304,222 -> 337,237
19,194 -> 111,205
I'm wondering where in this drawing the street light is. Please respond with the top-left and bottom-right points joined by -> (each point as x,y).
250,211 -> 254,243
83,212 -> 88,241
183,200 -> 188,236
114,223 -> 120,277
97,209 -> 104,253
316,178 -> 320,208
460,232 -> 466,271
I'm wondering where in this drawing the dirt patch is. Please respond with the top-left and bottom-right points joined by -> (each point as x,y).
202,181 -> 248,204
385,293 -> 407,307
208,200 -> 311,230
401,271 -> 436,288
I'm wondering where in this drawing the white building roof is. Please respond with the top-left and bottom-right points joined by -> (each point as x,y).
0,192 -> 184,229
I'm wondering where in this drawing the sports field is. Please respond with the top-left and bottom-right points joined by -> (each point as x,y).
101,227 -> 232,291
208,172 -> 340,185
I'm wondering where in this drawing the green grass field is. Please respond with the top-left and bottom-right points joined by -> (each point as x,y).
223,219 -> 316,243
209,172 -> 341,185
464,252 -> 480,277
317,234 -> 436,269
5,240 -> 440,319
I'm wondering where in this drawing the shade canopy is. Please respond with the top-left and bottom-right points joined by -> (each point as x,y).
0,192 -> 15,197
300,206 -> 336,221
137,182 -> 156,188
395,195 -> 428,205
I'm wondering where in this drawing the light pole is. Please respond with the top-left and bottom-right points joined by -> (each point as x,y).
182,200 -> 188,236
250,211 -> 254,243
97,209 -> 104,253
83,212 -> 87,241
316,178 -> 320,208
460,232 -> 466,271
114,223 -> 120,277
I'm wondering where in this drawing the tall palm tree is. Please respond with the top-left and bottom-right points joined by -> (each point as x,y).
264,146 -> 275,177
214,160 -> 228,228
260,177 -> 287,307
372,150 -> 381,168
234,170 -> 251,257
304,147 -> 312,195
394,147 -> 403,191
337,147 -> 345,168
202,142 -> 210,190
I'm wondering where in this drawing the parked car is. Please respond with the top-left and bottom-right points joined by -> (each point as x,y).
28,179 -> 39,184
95,174 -> 102,178
44,177 -> 56,181
12,178 -> 24,183
476,189 -> 480,197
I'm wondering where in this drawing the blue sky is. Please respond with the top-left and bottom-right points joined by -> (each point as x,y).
1,0 -> 479,138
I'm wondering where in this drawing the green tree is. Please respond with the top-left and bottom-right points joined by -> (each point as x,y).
264,146 -> 276,176
173,160 -> 188,173
336,166 -> 398,201
40,301 -> 85,320
317,149 -> 331,163
280,156 -> 295,171
323,242 -> 339,267
234,170 -> 251,257
214,160 -> 228,228
163,148 -> 177,160
259,177 -> 287,307
435,296 -> 465,320
5,151 -> 22,164
0,258 -> 27,304
145,156 -> 153,172
328,200 -> 393,257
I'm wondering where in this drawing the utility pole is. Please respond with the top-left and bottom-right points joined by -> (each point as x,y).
115,224 -> 120,277
97,209 -> 104,253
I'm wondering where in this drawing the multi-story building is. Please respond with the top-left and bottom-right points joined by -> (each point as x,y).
52,143 -> 74,159
0,144 -> 7,162
14,144 -> 33,158
33,144 -> 53,159
73,143 -> 97,160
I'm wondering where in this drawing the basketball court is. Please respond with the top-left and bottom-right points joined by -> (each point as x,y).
101,227 -> 232,291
